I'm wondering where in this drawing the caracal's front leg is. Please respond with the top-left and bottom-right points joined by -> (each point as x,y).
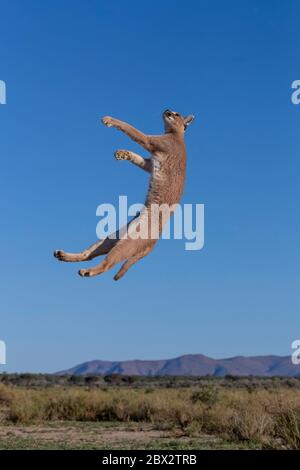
114,150 -> 152,173
102,116 -> 154,152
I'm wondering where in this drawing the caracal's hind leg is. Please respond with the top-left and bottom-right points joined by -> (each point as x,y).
54,213 -> 141,264
113,245 -> 153,281
54,238 -> 117,263
78,244 -> 124,278
78,236 -> 138,278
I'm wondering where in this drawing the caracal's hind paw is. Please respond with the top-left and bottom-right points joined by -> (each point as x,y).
78,269 -> 92,277
54,250 -> 68,262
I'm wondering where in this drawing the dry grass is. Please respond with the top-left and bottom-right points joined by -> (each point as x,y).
0,383 -> 300,449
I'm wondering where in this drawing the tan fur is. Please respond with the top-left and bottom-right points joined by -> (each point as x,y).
54,110 -> 194,280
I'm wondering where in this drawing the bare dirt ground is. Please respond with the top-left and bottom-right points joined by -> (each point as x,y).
0,422 -> 252,450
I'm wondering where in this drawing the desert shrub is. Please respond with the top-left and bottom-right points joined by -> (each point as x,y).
0,384 -> 16,423
275,405 -> 300,449
104,374 -> 123,385
185,420 -> 203,437
8,391 -> 45,423
68,375 -> 83,385
0,384 -> 15,406
190,385 -> 219,406
195,390 -> 275,446
229,409 -> 274,444
168,405 -> 196,430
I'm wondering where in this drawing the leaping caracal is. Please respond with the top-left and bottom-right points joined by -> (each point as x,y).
54,109 -> 195,280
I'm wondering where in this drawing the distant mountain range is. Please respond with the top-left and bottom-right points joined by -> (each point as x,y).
57,354 -> 300,377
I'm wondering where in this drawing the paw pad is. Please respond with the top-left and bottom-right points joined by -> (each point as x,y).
114,150 -> 130,161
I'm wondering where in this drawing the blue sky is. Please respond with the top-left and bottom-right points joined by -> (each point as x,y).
0,0 -> 299,372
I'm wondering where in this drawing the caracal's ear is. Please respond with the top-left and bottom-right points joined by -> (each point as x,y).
183,114 -> 195,130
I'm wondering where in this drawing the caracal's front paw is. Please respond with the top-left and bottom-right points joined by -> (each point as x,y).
101,116 -> 114,127
114,150 -> 131,161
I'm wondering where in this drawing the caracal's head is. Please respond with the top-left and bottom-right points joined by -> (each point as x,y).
163,109 -> 195,134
